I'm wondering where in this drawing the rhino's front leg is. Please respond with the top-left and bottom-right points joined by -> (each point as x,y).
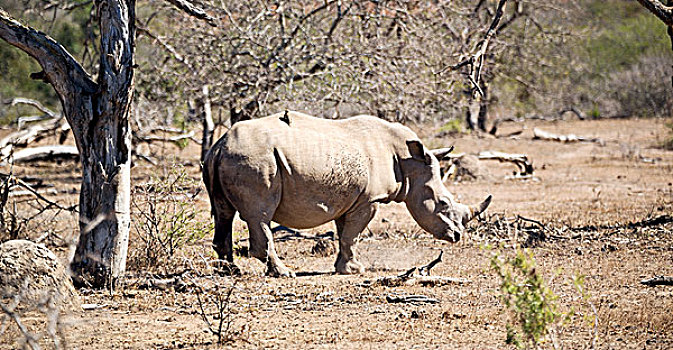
248,220 -> 295,278
335,203 -> 378,275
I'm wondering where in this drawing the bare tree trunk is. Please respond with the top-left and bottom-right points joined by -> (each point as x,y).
71,0 -> 135,287
465,95 -> 480,131
668,1 -> 673,89
230,100 -> 259,125
0,1 -> 135,287
200,85 -> 214,162
477,82 -> 489,131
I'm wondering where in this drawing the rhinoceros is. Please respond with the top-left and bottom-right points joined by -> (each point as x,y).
203,111 -> 491,277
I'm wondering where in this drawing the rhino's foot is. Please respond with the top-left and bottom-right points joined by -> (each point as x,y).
335,257 -> 365,275
266,261 -> 296,278
214,261 -> 241,276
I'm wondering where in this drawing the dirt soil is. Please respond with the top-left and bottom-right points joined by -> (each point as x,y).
1,117 -> 672,349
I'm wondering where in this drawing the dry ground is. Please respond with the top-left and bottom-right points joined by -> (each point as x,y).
1,117 -> 672,349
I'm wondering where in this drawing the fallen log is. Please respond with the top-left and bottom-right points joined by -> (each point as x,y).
359,251 -> 472,287
135,130 -> 196,143
533,128 -> 604,145
9,145 -> 79,163
8,188 -> 58,198
0,117 -> 70,158
478,150 -> 534,176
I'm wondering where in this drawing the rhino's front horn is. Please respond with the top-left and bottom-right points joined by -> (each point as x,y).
430,146 -> 454,160
467,195 -> 492,222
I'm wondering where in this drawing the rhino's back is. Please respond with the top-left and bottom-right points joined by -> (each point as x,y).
216,112 -> 416,227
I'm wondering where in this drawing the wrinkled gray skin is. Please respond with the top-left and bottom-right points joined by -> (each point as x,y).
203,112 -> 492,277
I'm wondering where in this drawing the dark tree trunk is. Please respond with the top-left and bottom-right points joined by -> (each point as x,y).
230,100 -> 259,125
668,1 -> 673,89
0,0 -> 135,287
200,85 -> 214,162
72,0 -> 135,287
465,96 -> 479,131
477,82 -> 489,131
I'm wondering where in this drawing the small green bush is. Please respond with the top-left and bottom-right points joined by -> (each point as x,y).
438,118 -> 464,135
491,248 -> 565,349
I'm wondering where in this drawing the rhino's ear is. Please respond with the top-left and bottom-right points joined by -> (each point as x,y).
406,140 -> 431,164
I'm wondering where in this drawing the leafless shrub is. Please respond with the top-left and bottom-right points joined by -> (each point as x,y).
604,54 -> 673,118
0,279 -> 68,350
195,279 -> 242,345
129,161 -> 211,273
0,165 -> 75,245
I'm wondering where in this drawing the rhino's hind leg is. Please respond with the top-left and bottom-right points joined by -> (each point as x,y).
335,203 -> 378,275
248,220 -> 295,278
212,198 -> 240,275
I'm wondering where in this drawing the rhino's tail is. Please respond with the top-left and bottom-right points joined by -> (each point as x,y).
202,148 -> 224,217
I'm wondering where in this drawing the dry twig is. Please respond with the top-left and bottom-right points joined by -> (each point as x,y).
640,276 -> 673,287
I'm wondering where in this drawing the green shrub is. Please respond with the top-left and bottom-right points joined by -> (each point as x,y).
491,248 -> 565,349
437,118 -> 464,135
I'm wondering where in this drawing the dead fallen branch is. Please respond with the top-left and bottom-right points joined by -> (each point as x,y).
386,294 -> 439,304
359,251 -> 472,287
478,150 -> 534,176
570,215 -> 673,233
418,250 -> 443,276
9,188 -> 58,198
640,276 -> 673,287
138,276 -> 190,292
533,128 -> 604,145
558,106 -> 586,120
9,146 -> 79,163
135,130 -> 196,143
5,97 -> 58,119
0,118 -> 70,158
471,213 -> 673,246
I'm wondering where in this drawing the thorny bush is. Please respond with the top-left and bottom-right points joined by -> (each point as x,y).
195,279 -> 243,345
129,162 -> 211,273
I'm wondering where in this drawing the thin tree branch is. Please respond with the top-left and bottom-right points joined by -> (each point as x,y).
164,0 -> 217,27
4,98 -> 58,118
635,0 -> 673,26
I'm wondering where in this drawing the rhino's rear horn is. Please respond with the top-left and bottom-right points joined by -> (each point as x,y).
468,195 -> 492,222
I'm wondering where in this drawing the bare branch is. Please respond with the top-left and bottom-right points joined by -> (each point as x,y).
0,172 -> 77,212
442,0 -> 508,98
4,98 -> 58,118
634,0 -> 673,26
0,9 -> 97,98
164,0 -> 217,27
137,25 -> 193,70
